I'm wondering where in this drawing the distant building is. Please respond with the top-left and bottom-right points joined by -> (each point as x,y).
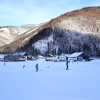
68,52 -> 85,61
52,55 -> 59,62
37,55 -> 44,59
59,54 -> 66,61
58,54 -> 70,61
45,54 -> 54,61
2,52 -> 36,61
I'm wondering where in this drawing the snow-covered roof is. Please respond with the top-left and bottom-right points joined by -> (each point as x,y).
13,52 -> 26,56
37,55 -> 44,58
68,52 -> 83,57
47,54 -> 54,57
65,54 -> 70,57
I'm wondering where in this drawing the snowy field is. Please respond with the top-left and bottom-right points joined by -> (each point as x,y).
0,59 -> 100,100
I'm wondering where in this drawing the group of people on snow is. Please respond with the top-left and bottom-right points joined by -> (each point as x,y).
22,57 -> 69,71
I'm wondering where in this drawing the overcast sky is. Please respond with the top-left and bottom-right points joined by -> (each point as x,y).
0,0 -> 100,26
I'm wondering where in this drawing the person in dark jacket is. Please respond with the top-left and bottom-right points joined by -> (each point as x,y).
66,57 -> 69,70
23,65 -> 25,69
35,63 -> 38,72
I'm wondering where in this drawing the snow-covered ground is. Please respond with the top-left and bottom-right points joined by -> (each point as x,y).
0,59 -> 100,100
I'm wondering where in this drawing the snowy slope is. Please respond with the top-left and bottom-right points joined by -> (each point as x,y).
0,59 -> 100,100
0,25 -> 37,46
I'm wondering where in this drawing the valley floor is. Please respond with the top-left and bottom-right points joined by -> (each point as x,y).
0,58 -> 100,100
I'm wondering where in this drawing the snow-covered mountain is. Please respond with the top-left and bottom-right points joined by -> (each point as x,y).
0,6 -> 100,56
0,25 -> 38,46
